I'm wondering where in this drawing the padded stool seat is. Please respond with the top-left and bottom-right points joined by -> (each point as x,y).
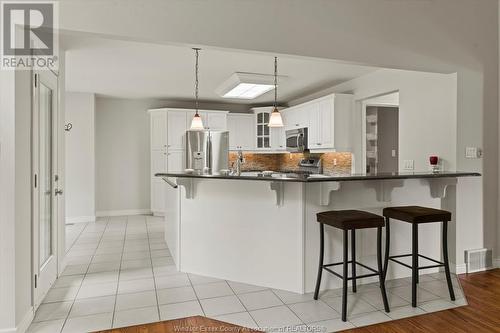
383,206 -> 451,223
317,210 -> 385,230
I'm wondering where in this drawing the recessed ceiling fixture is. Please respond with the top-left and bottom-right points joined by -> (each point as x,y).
268,57 -> 284,128
190,48 -> 204,130
217,72 -> 276,99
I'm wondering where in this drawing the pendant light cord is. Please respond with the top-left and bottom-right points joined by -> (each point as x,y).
274,56 -> 278,109
194,48 -> 200,115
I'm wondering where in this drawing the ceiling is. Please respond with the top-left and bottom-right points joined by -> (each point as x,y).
63,35 -> 378,105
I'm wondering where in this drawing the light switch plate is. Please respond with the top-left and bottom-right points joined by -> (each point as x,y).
403,159 -> 414,170
465,147 -> 481,159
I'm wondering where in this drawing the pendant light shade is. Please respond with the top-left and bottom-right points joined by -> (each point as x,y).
190,113 -> 204,130
190,48 -> 205,130
269,107 -> 284,127
268,56 -> 284,128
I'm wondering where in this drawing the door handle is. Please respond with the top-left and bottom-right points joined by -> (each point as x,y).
55,189 -> 63,196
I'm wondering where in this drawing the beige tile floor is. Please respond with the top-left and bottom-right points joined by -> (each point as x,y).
27,215 -> 466,333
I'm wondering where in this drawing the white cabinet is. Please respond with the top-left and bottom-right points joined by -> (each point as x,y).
151,150 -> 167,177
186,111 -> 227,130
251,107 -> 286,151
227,114 -> 255,150
149,108 -> 229,215
271,126 -> 286,151
150,112 -> 167,150
151,181 -> 165,214
283,106 -> 308,130
167,111 -> 187,150
167,150 -> 184,172
282,94 -> 353,151
308,97 -> 334,149
207,112 -> 227,130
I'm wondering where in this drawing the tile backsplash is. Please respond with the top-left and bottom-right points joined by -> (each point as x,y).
228,152 -> 352,174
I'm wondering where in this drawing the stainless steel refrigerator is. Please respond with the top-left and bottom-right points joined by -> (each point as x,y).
186,130 -> 229,175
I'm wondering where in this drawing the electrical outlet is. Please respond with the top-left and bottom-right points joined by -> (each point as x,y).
333,158 -> 337,166
403,159 -> 414,170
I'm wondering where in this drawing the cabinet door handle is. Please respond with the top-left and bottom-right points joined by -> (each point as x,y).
295,124 -> 300,127
317,143 -> 322,145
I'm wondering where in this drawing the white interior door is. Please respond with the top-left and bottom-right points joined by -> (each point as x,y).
32,70 -> 59,307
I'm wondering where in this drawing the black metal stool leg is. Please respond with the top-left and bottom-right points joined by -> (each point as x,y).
383,218 -> 390,282
314,223 -> 325,300
442,221 -> 456,301
351,229 -> 357,293
342,230 -> 348,322
411,223 -> 418,307
377,227 -> 390,313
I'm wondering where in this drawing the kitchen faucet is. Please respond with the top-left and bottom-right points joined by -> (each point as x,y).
233,149 -> 244,176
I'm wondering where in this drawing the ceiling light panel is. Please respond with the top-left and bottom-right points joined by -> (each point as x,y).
217,72 -> 282,100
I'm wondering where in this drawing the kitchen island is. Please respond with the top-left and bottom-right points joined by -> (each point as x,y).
156,171 -> 480,293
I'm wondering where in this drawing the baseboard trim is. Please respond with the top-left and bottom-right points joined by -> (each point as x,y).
455,263 -> 467,274
96,209 -> 152,217
152,211 -> 165,217
66,215 -> 96,224
0,307 -> 35,333
494,258 -> 500,268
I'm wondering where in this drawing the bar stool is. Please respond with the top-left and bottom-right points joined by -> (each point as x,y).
313,210 -> 390,322
382,206 -> 455,307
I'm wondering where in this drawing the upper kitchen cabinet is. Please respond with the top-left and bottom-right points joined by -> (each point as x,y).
167,111 -> 188,150
252,107 -> 286,151
283,93 -> 353,151
282,105 -> 308,130
206,112 -> 228,130
186,111 -> 228,130
150,111 -> 167,150
227,113 -> 255,150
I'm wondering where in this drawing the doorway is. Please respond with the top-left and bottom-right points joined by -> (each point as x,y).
365,106 -> 399,173
32,70 -> 60,308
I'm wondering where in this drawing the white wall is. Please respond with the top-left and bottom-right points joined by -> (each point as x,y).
95,97 -> 152,215
0,68 -> 36,332
65,92 -> 95,223
299,69 -> 457,173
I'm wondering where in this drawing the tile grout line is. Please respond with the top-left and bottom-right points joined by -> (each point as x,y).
145,215 -> 162,321
225,281 -> 261,329
110,216 -> 130,328
59,217 -> 110,333
187,272 -> 207,318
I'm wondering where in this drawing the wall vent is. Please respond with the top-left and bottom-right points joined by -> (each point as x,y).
464,248 -> 492,273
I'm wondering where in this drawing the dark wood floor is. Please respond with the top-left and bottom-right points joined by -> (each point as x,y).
342,269 -> 500,333
97,315 -> 260,333
98,269 -> 500,333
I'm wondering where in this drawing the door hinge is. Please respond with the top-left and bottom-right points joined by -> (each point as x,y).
34,274 -> 37,288
34,174 -> 37,188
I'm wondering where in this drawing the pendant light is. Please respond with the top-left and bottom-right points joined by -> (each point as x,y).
268,56 -> 284,127
190,48 -> 204,130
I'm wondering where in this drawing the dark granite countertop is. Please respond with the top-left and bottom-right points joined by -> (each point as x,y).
155,171 -> 481,183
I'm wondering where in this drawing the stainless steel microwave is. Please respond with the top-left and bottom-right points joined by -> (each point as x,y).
286,128 -> 308,152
